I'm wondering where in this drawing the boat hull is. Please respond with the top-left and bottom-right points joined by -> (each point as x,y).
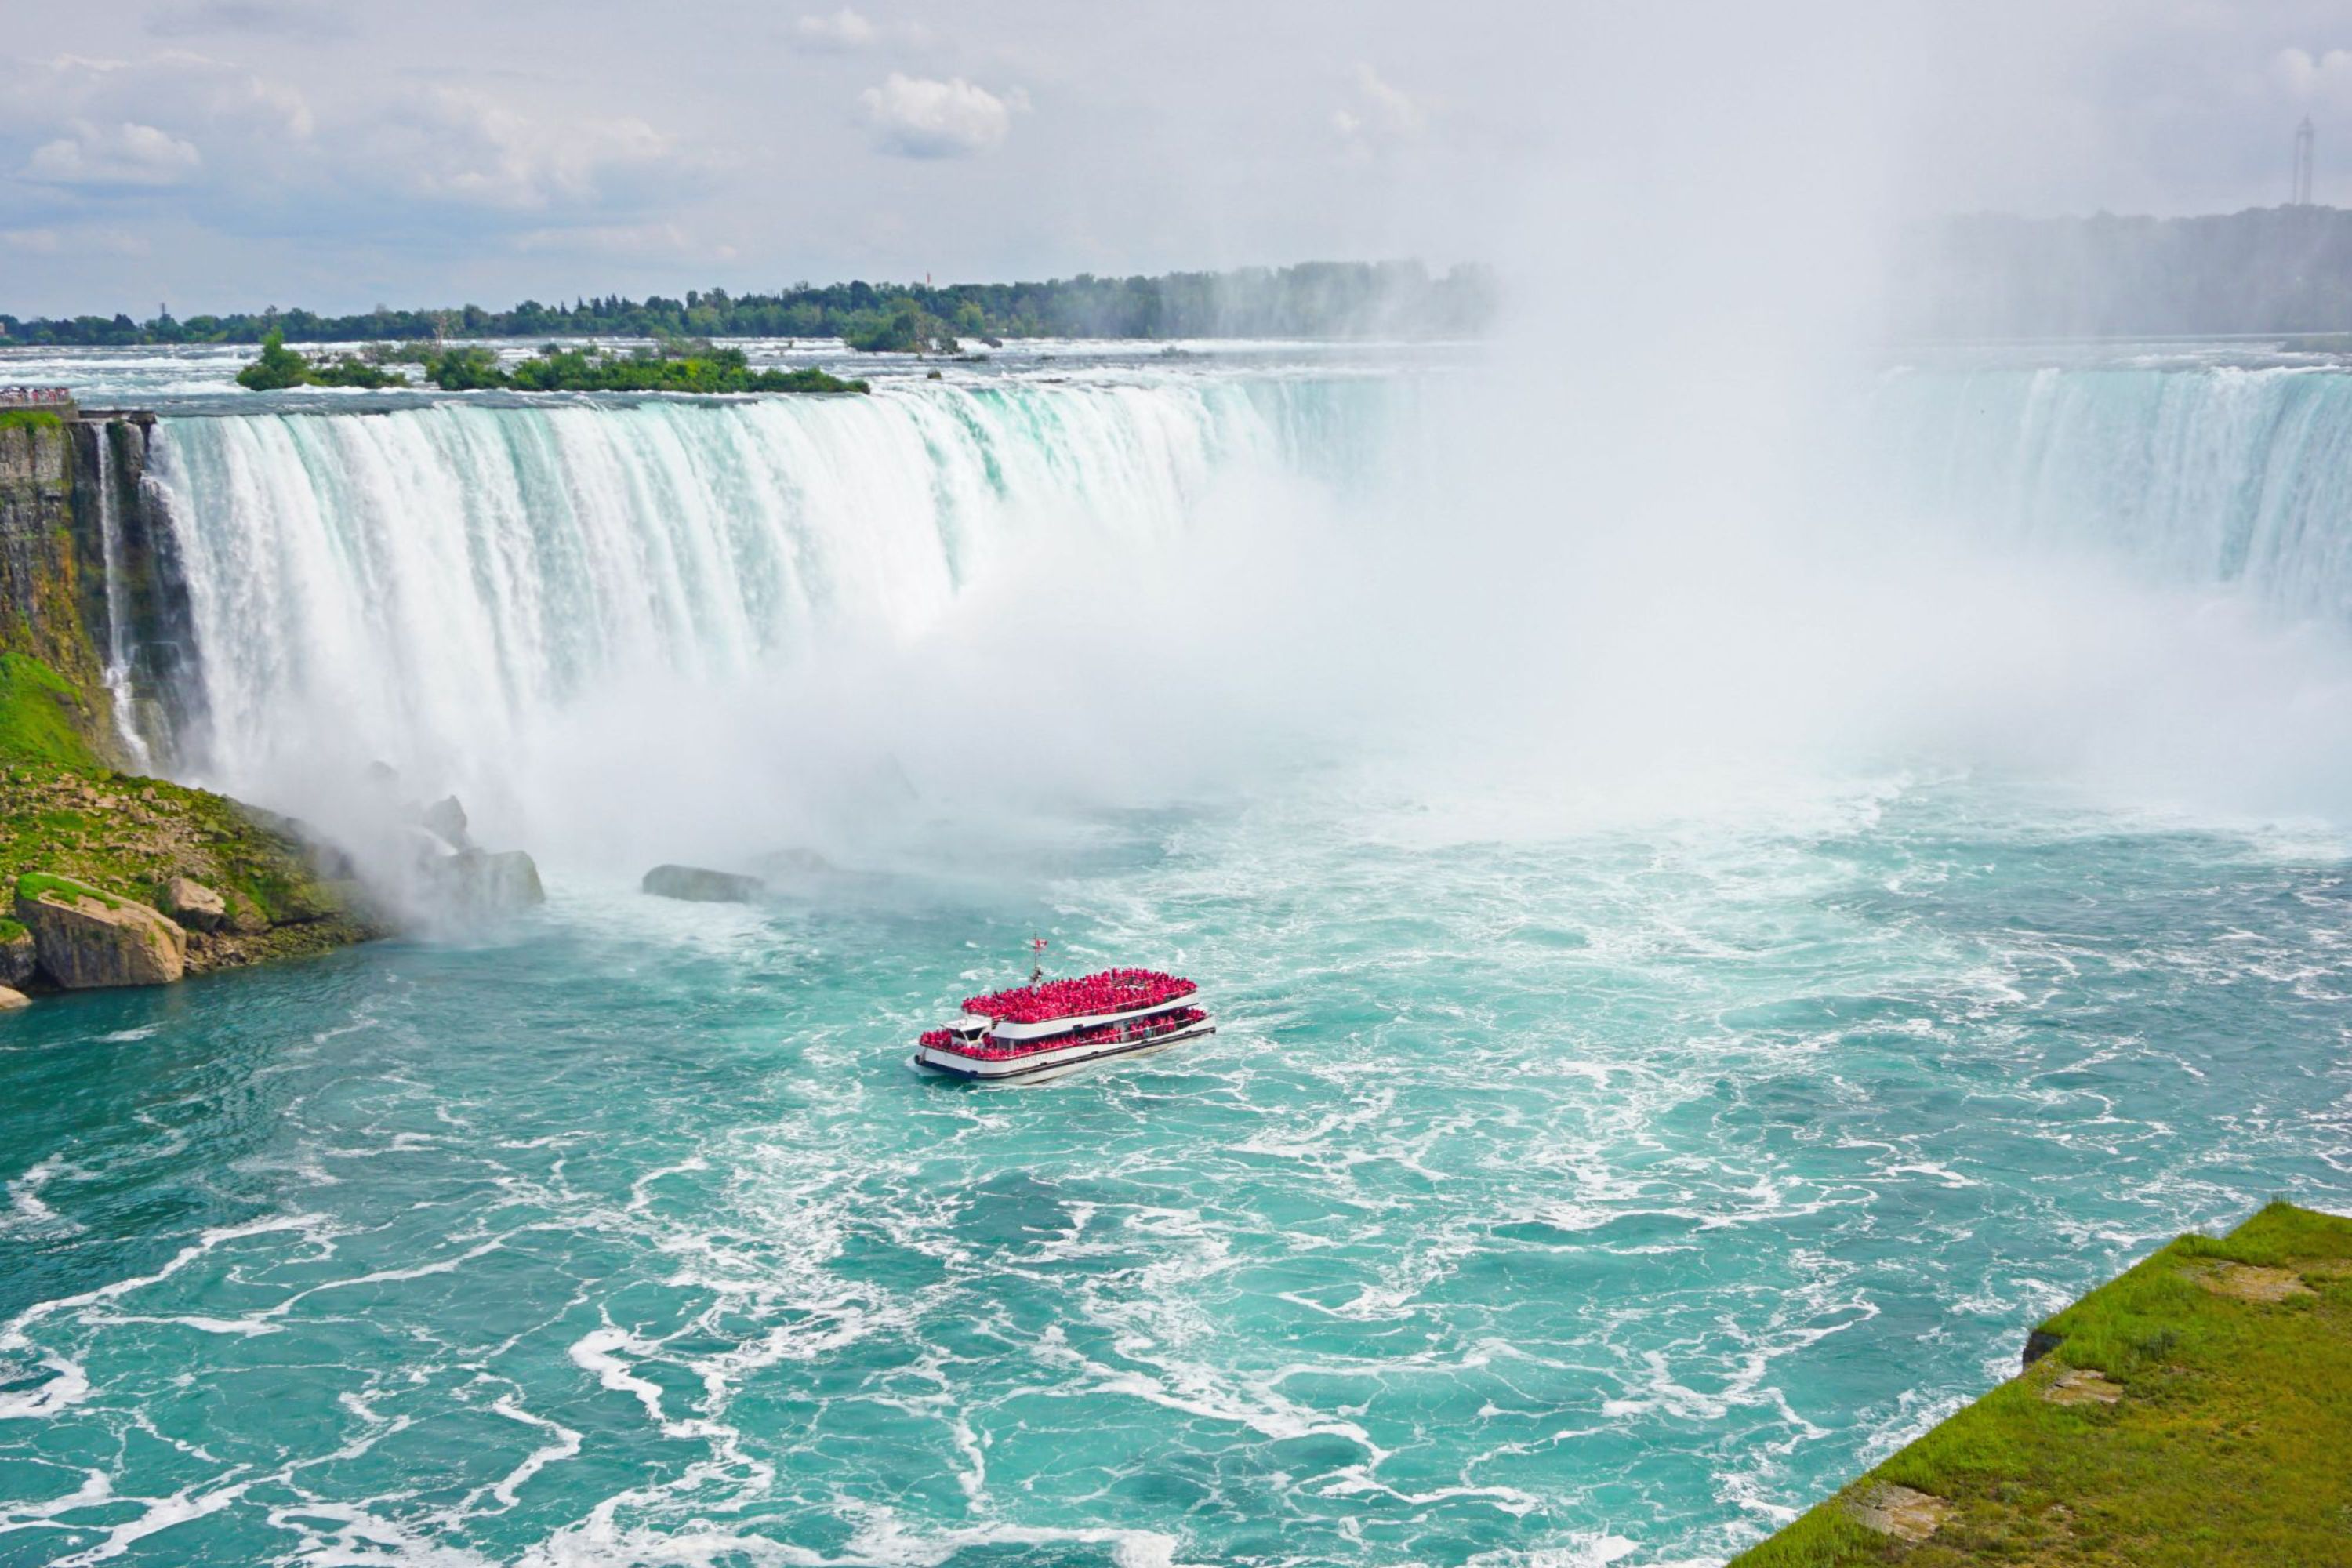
913,1019 -> 1216,1084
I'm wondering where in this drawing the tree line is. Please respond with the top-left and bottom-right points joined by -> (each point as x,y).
1890,205 -> 2352,339
2,261 -> 1496,347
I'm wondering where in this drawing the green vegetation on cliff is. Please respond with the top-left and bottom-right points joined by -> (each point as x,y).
0,652 -> 106,772
0,753 -> 382,971
1731,1200 -> 2352,1567
16,871 -> 120,910
0,646 -> 383,974
0,408 -> 64,437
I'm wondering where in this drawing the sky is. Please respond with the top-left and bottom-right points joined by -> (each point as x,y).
5,1 -> 2352,317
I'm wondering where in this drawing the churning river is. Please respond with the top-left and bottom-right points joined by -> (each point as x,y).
0,339 -> 2347,1566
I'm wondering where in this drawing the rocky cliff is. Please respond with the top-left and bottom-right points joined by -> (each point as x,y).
0,400 -> 388,993
0,406 -> 114,757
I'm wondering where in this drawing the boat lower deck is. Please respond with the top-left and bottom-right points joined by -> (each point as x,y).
913,1018 -> 1217,1083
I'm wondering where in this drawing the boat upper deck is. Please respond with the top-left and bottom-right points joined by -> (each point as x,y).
960,968 -> 1197,1024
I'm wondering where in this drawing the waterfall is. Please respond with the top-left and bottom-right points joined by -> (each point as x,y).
1865,362 -> 2352,621
89,426 -> 154,773
143,378 -> 1385,802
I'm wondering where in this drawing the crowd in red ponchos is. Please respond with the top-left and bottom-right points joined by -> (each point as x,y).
958,968 -> 1197,1024
920,1007 -> 1208,1062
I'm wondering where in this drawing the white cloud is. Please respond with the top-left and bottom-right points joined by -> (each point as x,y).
859,73 -> 1023,158
1332,62 -> 1431,156
797,8 -> 877,49
794,9 -> 936,53
364,88 -> 684,212
2273,46 -> 2352,107
20,119 -> 201,186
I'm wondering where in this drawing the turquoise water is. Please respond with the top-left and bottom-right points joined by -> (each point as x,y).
3,777 -> 2347,1566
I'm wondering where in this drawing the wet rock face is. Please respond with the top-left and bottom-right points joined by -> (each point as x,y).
642,864 -> 764,903
16,877 -> 185,987
67,416 -> 202,770
427,848 -> 545,915
0,925 -> 34,988
420,795 -> 472,851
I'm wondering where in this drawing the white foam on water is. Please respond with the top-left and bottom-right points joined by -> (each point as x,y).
49,1479 -> 250,1566
0,1211 -> 336,1420
1,1155 -> 84,1238
485,1396 -> 585,1512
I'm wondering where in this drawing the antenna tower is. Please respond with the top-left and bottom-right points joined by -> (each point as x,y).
2294,116 -> 2316,207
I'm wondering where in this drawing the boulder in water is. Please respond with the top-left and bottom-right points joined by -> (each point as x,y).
15,874 -> 185,988
420,795 -> 474,851
642,864 -> 764,903
428,848 -> 545,914
0,985 -> 28,1010
161,876 -> 228,932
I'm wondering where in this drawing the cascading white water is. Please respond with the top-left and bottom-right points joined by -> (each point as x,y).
145,378 -> 1381,816
1865,361 -> 2352,621
88,427 -> 154,773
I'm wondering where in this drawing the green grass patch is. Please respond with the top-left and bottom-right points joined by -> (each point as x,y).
15,870 -> 120,909
0,654 -> 106,771
0,408 -> 64,436
0,767 -> 336,927
1730,1200 -> 2352,1567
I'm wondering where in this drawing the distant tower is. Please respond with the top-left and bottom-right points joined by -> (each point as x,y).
2294,116 -> 2316,206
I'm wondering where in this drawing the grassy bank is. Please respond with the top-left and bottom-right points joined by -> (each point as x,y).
0,408 -> 65,437
1730,1201 -> 2352,1567
0,652 -> 383,974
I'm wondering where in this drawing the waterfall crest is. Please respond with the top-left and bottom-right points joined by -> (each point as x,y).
146,379 -> 1377,800
1867,362 -> 2352,620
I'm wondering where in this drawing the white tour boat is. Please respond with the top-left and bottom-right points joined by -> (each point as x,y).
913,964 -> 1214,1083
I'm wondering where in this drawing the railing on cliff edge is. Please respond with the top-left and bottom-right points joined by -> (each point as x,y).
0,387 -> 75,411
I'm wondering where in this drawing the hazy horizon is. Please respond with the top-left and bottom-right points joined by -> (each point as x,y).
6,3 -> 2352,318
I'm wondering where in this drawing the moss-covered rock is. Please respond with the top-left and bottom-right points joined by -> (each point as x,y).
0,757 -> 389,978
16,872 -> 185,987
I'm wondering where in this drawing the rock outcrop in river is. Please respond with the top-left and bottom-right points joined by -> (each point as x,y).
642,863 -> 764,902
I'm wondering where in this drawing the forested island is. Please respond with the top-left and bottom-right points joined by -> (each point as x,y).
235,333 -> 868,394
5,260 -> 1494,348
